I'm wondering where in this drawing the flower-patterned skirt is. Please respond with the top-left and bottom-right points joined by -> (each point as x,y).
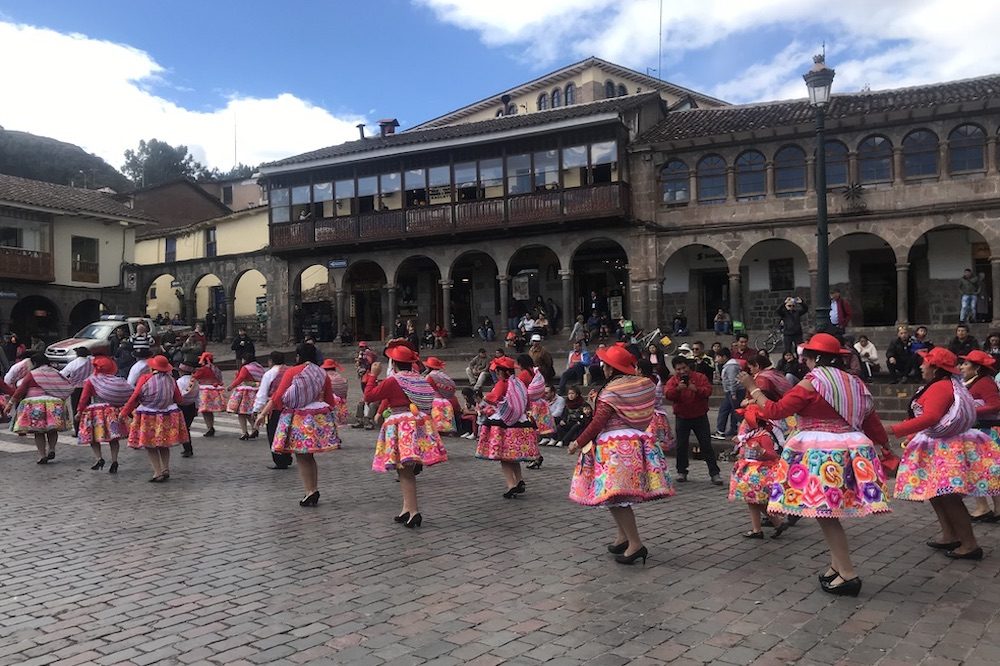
767,430 -> 890,518
431,398 -> 456,433
127,406 -> 188,449
198,385 -> 225,413
730,458 -> 781,505
77,403 -> 128,445
331,395 -> 350,426
894,428 -> 1000,501
13,396 -> 68,434
569,428 -> 675,507
372,411 -> 448,472
529,399 -> 556,435
646,411 -> 675,453
226,385 -> 257,415
272,406 -> 341,455
476,419 -> 539,462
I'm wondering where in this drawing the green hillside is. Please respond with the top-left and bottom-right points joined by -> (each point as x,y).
0,128 -> 132,192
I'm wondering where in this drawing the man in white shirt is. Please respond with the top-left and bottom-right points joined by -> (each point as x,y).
127,349 -> 151,387
254,351 -> 291,470
60,347 -> 93,435
540,384 -> 565,446
176,362 -> 200,457
5,355 -> 32,388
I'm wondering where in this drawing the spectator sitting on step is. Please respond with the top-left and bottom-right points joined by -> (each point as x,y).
777,350 -> 806,385
886,326 -> 918,384
948,323 -> 979,357
477,318 -> 495,342
433,324 -> 448,349
910,326 -> 933,353
421,323 -> 435,348
853,335 -> 880,382
585,310 -> 601,340
713,308 -> 732,335
465,348 -> 491,390
672,309 -> 689,337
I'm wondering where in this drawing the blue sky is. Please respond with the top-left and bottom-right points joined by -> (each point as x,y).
0,0 -> 995,171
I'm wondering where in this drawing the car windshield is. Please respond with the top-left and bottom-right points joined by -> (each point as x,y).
74,324 -> 112,340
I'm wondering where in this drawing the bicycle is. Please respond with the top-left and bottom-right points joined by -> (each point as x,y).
636,327 -> 677,355
754,322 -> 783,355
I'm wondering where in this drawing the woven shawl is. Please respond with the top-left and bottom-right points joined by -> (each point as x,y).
599,375 -> 655,429
393,371 -> 435,414
914,376 -> 977,439
807,366 -> 873,430
31,366 -> 73,400
61,357 -> 94,387
427,370 -> 456,398
526,369 -> 546,401
283,362 -> 325,409
757,368 -> 795,398
244,361 -> 265,382
140,372 -> 177,410
325,370 -> 349,399
89,375 -> 134,407
495,376 -> 528,426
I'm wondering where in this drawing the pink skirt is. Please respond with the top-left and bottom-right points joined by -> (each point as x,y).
529,399 -> 556,435
476,419 -> 539,462
372,411 -> 448,472
646,411 -> 675,453
331,396 -> 350,426
198,386 -> 225,413
729,458 -> 781,504
13,397 -> 69,434
272,406 -> 341,454
431,398 -> 456,433
569,428 -> 674,506
226,385 -> 257,415
127,407 -> 188,449
895,429 -> 1000,501
77,403 -> 128,445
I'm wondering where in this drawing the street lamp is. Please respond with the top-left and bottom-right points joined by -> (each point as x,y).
804,54 -> 835,332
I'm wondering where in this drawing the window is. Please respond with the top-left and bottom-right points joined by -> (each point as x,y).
564,83 -> 575,105
532,150 -> 559,191
769,258 -> 795,291
773,145 -> 806,196
71,236 -> 99,282
551,88 -> 561,108
561,146 -> 587,188
148,286 -> 157,300
537,93 -> 549,111
379,173 -> 401,210
506,153 -> 531,195
428,165 -> 452,204
0,217 -> 48,250
204,228 -> 217,258
312,182 -> 333,218
405,168 -> 427,206
735,150 -> 766,200
269,186 -> 290,223
617,83 -> 627,97
479,159 -> 503,199
604,80 -> 616,99
824,140 -> 849,187
335,179 -> 355,217
0,225 -> 22,247
949,124 -> 986,173
858,135 -> 893,184
222,185 -> 233,206
697,155 -> 727,203
902,129 -> 938,178
291,185 -> 311,220
164,237 -> 176,263
590,141 -> 618,183
357,175 -> 377,213
660,160 -> 689,203
454,162 -> 477,201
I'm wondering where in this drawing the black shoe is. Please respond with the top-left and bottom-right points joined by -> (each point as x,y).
268,465 -> 290,470
821,577 -> 862,597
239,433 -> 250,441
772,521 -> 790,538
394,512 -> 410,523
36,457 -> 48,465
108,462 -> 119,474
676,473 -> 688,482
180,450 -> 193,458
513,480 -> 526,494
818,569 -> 839,584
250,430 -> 259,439
149,475 -> 164,483
946,547 -> 984,560
971,511 -> 995,523
615,546 -> 648,565
786,515 -> 801,526
299,491 -> 320,507
203,428 -> 215,437
404,513 -> 422,528
46,451 -> 55,460
607,541 -> 629,554
743,531 -> 764,539
160,471 -> 170,481
927,539 -> 962,550
503,487 -> 519,499
91,458 -> 105,470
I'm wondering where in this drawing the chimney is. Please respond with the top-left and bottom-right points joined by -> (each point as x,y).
500,94 -> 512,115
378,118 -> 400,137
356,123 -> 366,140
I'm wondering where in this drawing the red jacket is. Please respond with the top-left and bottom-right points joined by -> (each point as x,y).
663,371 -> 712,419
968,376 -> 1000,417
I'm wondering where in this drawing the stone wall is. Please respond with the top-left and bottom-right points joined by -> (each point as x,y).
744,287 -> 811,331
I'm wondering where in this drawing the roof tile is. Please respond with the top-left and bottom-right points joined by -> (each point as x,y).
0,173 -> 155,222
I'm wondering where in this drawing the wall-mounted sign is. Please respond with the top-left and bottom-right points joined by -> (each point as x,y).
170,280 -> 181,288
0,291 -> 17,299
328,259 -> 348,269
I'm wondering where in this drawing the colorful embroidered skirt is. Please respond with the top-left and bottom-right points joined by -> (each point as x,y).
198,385 -> 225,413
529,399 -> 556,435
569,427 -> 675,507
372,411 -> 448,472
767,430 -> 890,518
431,398 -> 456,433
77,403 -> 128,445
647,411 -> 675,453
476,419 -> 539,462
12,396 -> 68,434
894,429 -> 1000,501
226,385 -> 257,415
331,396 -> 350,426
272,406 -> 341,455
730,458 -> 781,504
127,406 -> 188,449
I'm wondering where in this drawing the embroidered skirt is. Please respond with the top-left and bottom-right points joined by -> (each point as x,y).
569,427 -> 675,507
767,430 -> 890,518
226,385 -> 257,415
13,396 -> 69,434
529,399 -> 556,435
646,411 -> 675,453
894,428 -> 1000,501
331,395 -> 350,426
730,457 -> 781,505
372,411 -> 448,472
127,406 -> 188,449
272,406 -> 341,455
198,385 -> 225,413
476,419 -> 539,462
431,398 -> 456,433
77,403 -> 128,445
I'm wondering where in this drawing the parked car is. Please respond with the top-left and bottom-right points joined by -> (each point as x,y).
44,315 -> 188,368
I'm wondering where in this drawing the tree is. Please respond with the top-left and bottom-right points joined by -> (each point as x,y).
121,138 -> 209,188
204,163 -> 256,181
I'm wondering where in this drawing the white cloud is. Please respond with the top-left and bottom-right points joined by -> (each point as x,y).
416,0 -> 1000,103
0,22 -> 366,172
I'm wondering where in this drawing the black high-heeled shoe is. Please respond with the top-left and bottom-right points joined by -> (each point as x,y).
926,539 -> 962,550
160,471 -> 170,481
36,457 -> 48,465
239,433 -> 250,441
46,451 -> 55,460
502,487 -> 519,499
250,430 -> 259,439
203,428 -> 215,437
91,459 -> 105,470
108,462 -> 119,474
299,491 -> 320,507
394,512 -> 410,523
526,456 -> 543,470
818,569 -> 839,584
821,576 -> 862,597
607,541 -> 629,554
615,546 -> 648,565
513,479 -> 526,494
404,513 -> 422,528
945,547 -> 984,560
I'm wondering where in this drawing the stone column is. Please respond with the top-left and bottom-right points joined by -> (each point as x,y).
988,137 -> 998,175
688,171 -> 698,205
892,147 -> 904,184
728,272 -> 742,323
992,257 -> 1000,327
726,166 -> 736,202
385,284 -> 396,341
646,280 -> 662,332
497,274 -> 510,335
440,280 -> 453,334
559,269 -> 574,332
765,161 -> 775,196
896,262 -> 909,325
335,289 -> 346,338
848,151 -> 858,184
225,297 -> 235,341
805,156 -> 816,193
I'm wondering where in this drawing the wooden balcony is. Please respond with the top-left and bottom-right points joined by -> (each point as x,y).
71,259 -> 100,283
0,247 -> 54,282
270,182 -> 629,250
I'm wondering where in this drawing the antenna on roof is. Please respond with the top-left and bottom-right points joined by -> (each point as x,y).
657,0 -> 663,80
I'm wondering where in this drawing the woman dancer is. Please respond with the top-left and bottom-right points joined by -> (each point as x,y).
120,355 -> 189,481
363,341 -> 447,526
961,350 -> 1000,522
76,356 -> 132,472
891,348 -> 1000,560
320,359 -> 350,426
255,343 -> 341,506
227,353 -> 264,439
2,353 -> 73,464
423,357 -> 458,435
729,405 -> 786,539
740,333 -> 890,596
638,359 -> 674,456
477,355 -> 538,498
193,352 -> 224,437
568,345 -> 674,565
517,354 -> 556,438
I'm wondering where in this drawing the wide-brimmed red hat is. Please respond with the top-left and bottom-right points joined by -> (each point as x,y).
321,358 -> 343,371
960,349 -> 997,371
801,333 -> 851,356
490,356 -> 516,371
148,355 -> 173,373
597,344 -> 638,375
424,356 -> 446,370
919,347 -> 960,374
384,339 -> 420,364
92,356 -> 117,375
198,352 -> 214,365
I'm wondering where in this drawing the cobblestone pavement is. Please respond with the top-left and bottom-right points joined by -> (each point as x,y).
1,412 -> 999,666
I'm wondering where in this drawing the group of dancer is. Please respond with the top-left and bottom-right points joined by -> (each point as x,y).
3,332 -> 1000,596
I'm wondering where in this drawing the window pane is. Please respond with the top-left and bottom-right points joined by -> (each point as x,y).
533,150 -> 559,190
661,160 -> 689,203
537,94 -> 548,111
591,141 -> 618,183
405,169 -> 426,207
271,206 -> 290,223
605,81 -> 615,98
507,153 -> 531,195
859,136 -> 893,183
825,141 -> 848,187
735,151 -> 766,200
551,88 -> 561,108
903,130 -> 938,178
335,179 -> 354,217
565,83 -> 575,105
561,146 -> 587,189
291,185 -> 310,204
697,156 -> 727,203
480,158 -> 503,199
774,146 -> 806,195
270,187 -> 289,207
427,165 -> 451,204
949,125 -> 985,172
379,173 -> 401,210
313,182 -> 333,201
455,162 -> 478,201
357,176 -> 377,213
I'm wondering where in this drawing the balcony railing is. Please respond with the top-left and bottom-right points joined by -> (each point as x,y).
270,182 -> 629,250
71,259 -> 100,283
0,247 -> 54,282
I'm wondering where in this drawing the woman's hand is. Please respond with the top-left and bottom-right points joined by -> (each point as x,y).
370,361 -> 383,378
567,440 -> 580,454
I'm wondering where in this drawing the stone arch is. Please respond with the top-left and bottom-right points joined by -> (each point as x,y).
660,243 -> 729,330
191,273 -> 225,326
344,260 -> 388,341
395,255 -> 444,330
907,223 -> 992,324
69,299 -> 108,334
144,273 -> 182,321
738,239 -> 811,329
507,245 -> 562,324
571,238 -> 630,321
449,250 -> 500,337
10,294 -> 61,341
829,232 -> 897,326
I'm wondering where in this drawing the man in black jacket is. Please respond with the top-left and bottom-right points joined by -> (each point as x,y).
231,327 -> 256,367
776,297 -> 808,354
947,323 -> 979,357
886,326 -> 917,383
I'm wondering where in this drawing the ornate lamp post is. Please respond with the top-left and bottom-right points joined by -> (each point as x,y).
804,54 -> 835,332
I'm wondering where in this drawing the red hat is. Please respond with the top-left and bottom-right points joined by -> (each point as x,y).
490,356 -> 516,372
596,344 -> 638,375
919,347 -> 960,374
801,333 -> 851,356
736,405 -> 764,429
384,339 -> 420,364
321,358 -> 343,371
960,350 -> 997,371
92,356 -> 117,375
198,352 -> 214,364
424,356 -> 446,370
148,355 -> 173,373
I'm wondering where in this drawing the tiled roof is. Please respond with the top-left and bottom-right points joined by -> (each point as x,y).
262,92 -> 662,170
639,73 -> 1000,144
0,173 -> 156,223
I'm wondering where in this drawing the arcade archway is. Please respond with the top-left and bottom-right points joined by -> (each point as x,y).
450,251 -> 499,337
908,225 -> 991,324
69,299 -> 108,334
10,295 -> 60,341
344,261 -> 387,341
829,233 -> 896,326
661,244 -> 729,330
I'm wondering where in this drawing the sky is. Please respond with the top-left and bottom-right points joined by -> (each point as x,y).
1,0 -> 998,174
